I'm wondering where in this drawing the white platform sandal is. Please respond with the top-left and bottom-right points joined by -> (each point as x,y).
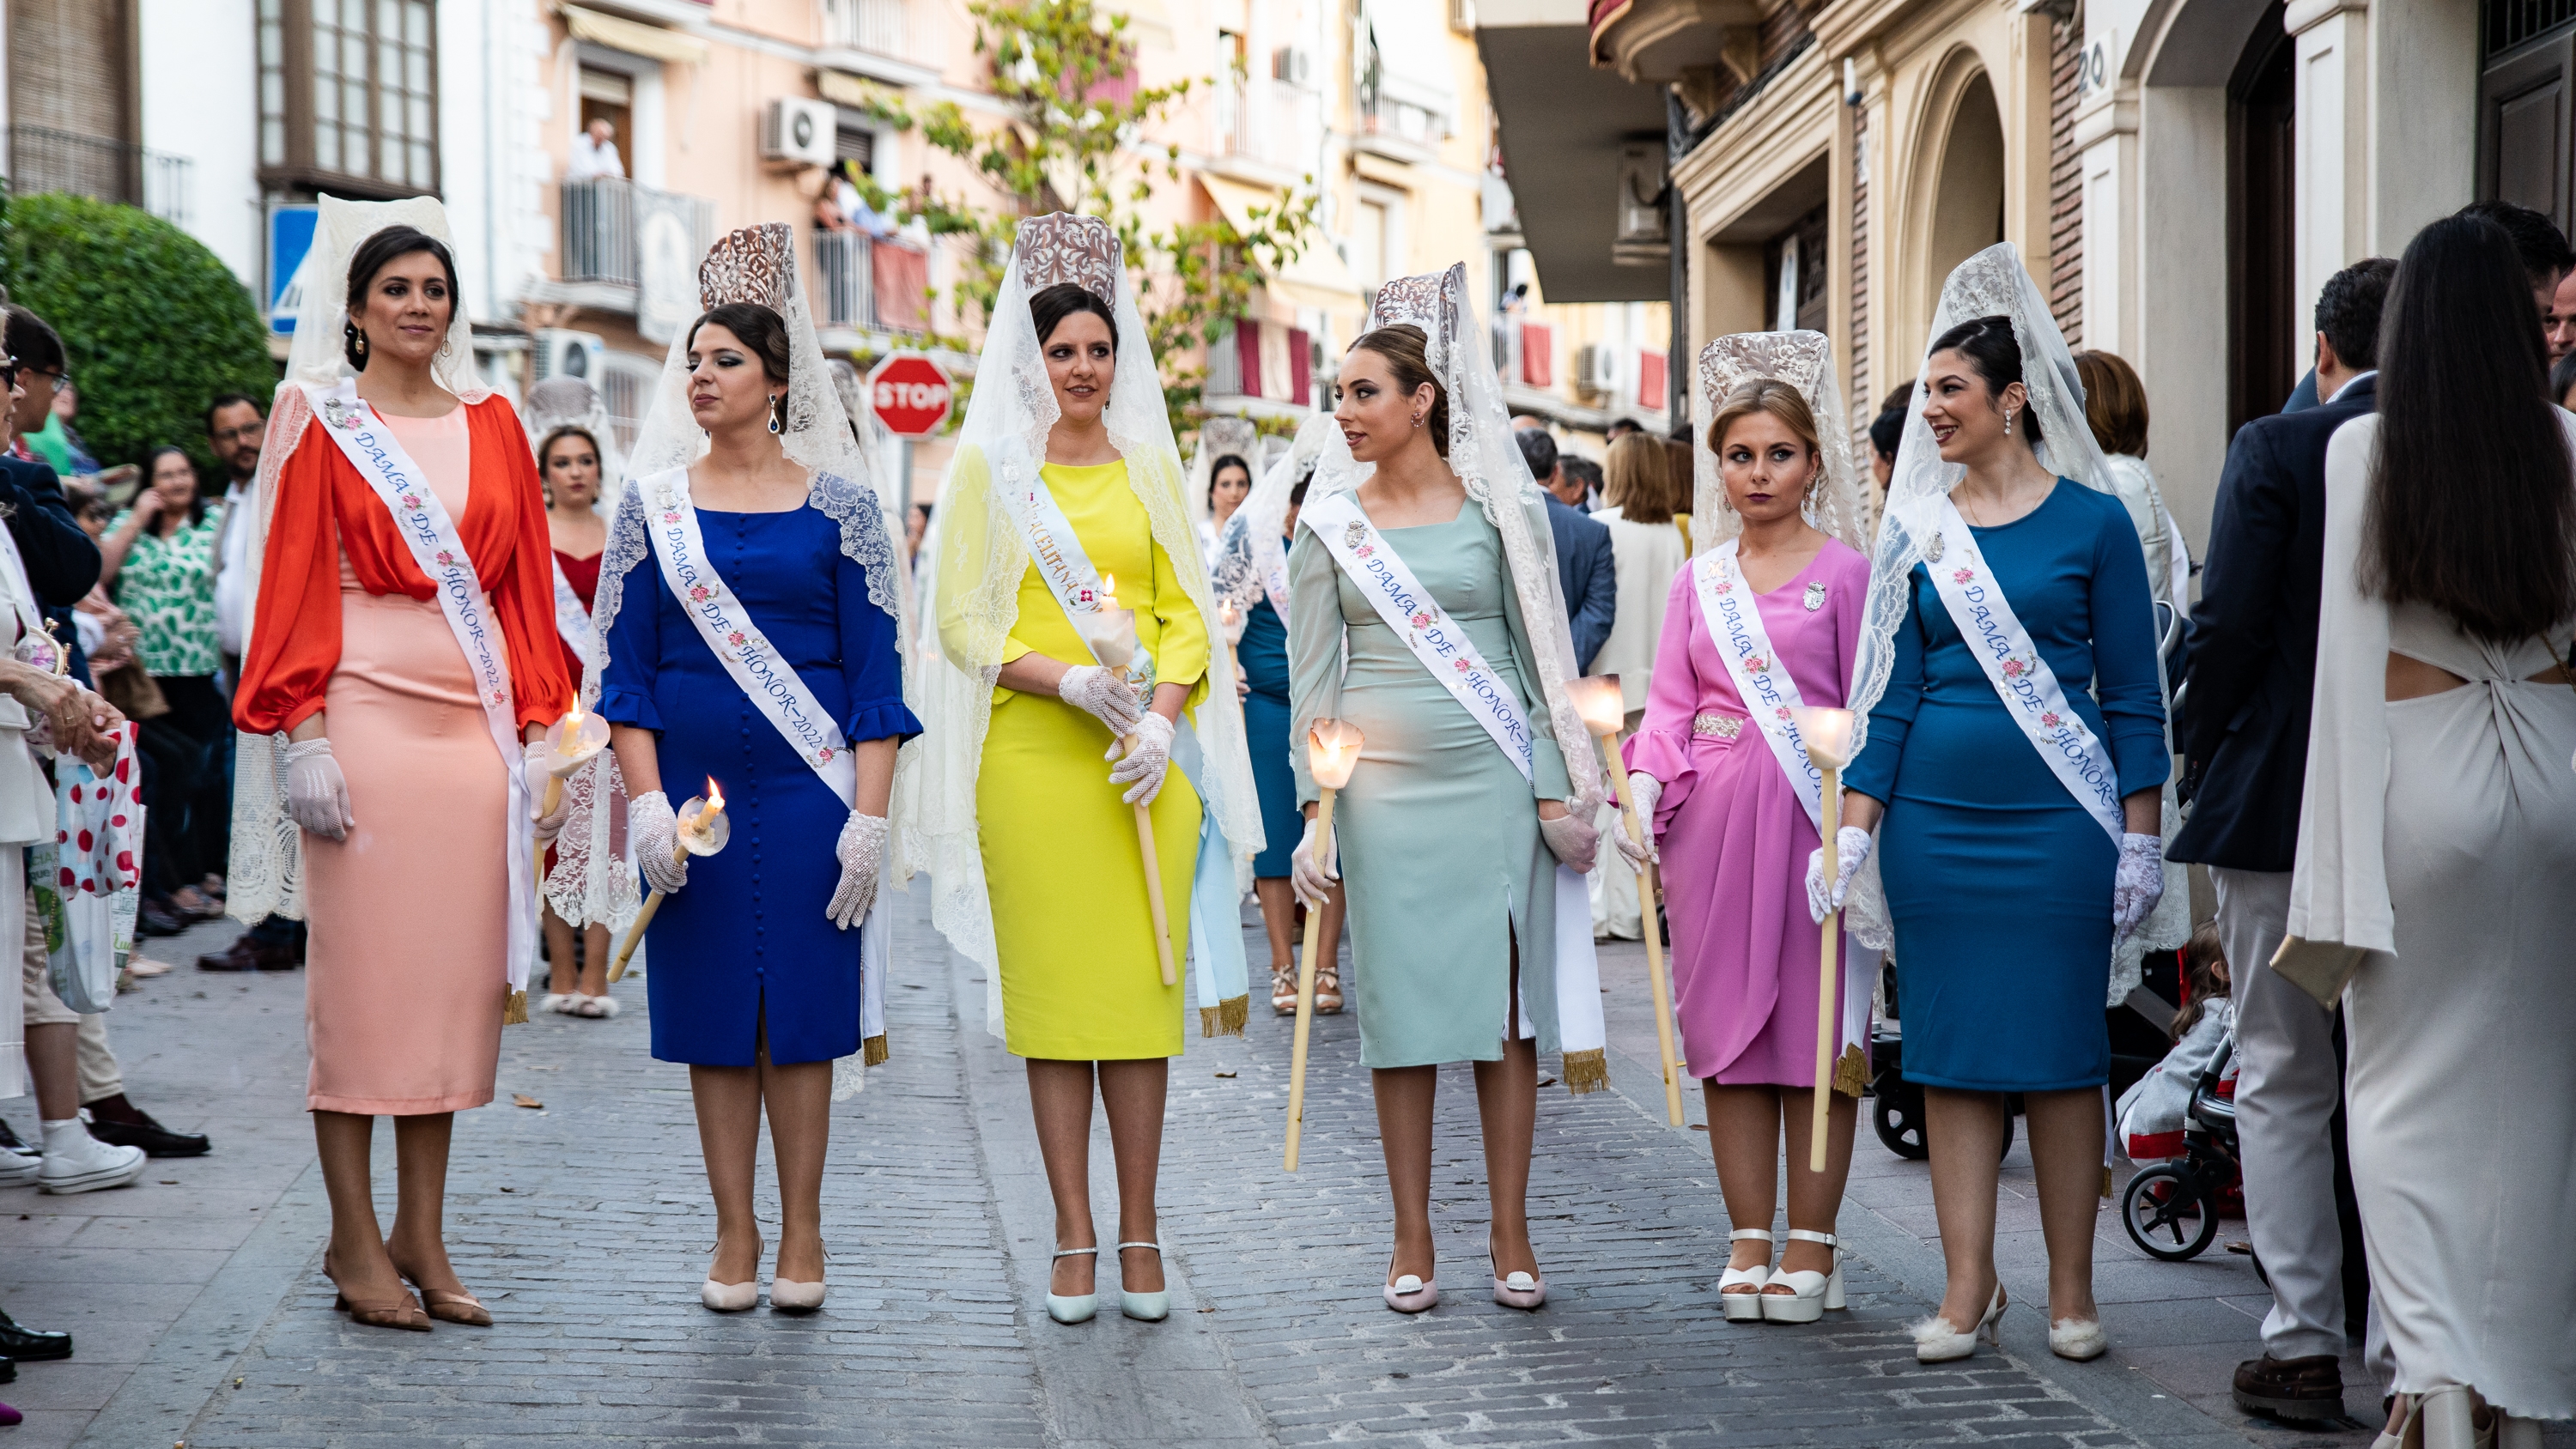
1719,1228 -> 1772,1322
1759,1229 -> 1844,1324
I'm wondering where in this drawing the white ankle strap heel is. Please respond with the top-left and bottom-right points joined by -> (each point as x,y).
1045,1246 -> 1098,1325
1115,1241 -> 1169,1322
1720,1228 -> 1772,1322
1759,1229 -> 1844,1324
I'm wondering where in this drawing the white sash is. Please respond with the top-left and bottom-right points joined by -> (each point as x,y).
987,440 -> 1144,684
1300,492 -> 1536,780
550,555 -> 596,665
1692,543 -> 1826,832
305,381 -> 536,995
636,468 -> 856,809
1924,495 -> 2125,841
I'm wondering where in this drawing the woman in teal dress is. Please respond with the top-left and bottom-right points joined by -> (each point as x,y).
1819,247 -> 2173,1367
1286,270 -> 1601,1315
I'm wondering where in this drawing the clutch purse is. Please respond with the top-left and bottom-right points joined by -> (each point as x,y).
2268,934 -> 2372,1009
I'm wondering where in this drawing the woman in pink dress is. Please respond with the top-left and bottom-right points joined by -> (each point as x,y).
1616,332 -> 1874,1325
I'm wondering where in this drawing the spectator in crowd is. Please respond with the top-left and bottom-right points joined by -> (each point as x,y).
22,376 -> 96,478
2547,267 -> 2576,362
1606,416 -> 1644,444
101,447 -> 230,931
2287,202 -> 2567,413
565,116 -> 623,181
2072,350 -> 2184,614
1585,432 -> 1687,940
1560,455 -> 1604,512
2287,211 -> 2574,1446
2172,254 -> 2394,1425
198,393 -> 309,975
1868,380 -> 1913,494
2552,349 -> 2576,410
1514,426 -> 1616,670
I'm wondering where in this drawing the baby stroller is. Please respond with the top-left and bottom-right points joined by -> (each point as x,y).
2117,1030 -> 2240,1260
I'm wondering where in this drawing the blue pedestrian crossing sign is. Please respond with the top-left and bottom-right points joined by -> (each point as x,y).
269,203 -> 319,335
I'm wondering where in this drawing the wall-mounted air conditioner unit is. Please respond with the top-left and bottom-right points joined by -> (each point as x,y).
761,96 -> 837,167
1576,344 -> 1623,397
1613,143 -> 1670,267
533,329 -> 606,385
1272,46 -> 1312,87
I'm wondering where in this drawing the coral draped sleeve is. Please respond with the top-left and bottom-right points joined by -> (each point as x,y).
233,394 -> 576,735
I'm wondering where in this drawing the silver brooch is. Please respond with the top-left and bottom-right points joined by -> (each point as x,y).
320,397 -> 363,431
1803,581 -> 1826,612
1925,531 -> 1945,563
1343,519 -> 1368,549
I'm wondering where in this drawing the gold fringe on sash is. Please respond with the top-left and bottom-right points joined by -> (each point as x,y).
1561,1047 -> 1609,1094
1832,1042 -> 1868,1099
863,1034 -> 890,1066
1200,994 -> 1249,1039
503,989 -> 530,1026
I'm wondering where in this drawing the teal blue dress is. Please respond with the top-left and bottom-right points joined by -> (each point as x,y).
1286,497 -> 1573,1069
1843,481 -> 2167,1093
1238,597 -> 1302,878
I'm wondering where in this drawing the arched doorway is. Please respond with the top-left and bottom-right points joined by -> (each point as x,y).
1927,72 -> 2007,305
2227,3 -> 2296,431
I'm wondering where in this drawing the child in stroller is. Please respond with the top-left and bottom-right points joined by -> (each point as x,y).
2114,921 -> 2240,1259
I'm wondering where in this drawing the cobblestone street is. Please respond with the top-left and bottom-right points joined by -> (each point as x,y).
0,894 -> 2513,1447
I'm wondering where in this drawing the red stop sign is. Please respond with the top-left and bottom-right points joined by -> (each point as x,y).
866,351 -> 953,438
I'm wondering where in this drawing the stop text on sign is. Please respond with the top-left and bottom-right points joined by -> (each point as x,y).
866,351 -> 955,439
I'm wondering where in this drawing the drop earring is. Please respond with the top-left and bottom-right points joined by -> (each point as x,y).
769,395 -> 785,434
2002,404 -> 2017,435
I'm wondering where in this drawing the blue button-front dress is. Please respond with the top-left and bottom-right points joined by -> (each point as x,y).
1844,480 -> 2167,1093
596,500 -> 920,1067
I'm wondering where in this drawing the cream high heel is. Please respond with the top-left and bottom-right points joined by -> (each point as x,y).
701,1239 -> 759,1312
1116,1242 -> 1169,1322
1045,1246 -> 1098,1325
2048,1314 -> 2108,1361
1719,1228 -> 1772,1323
2376,1385 -> 2542,1449
1912,1282 -> 2006,1362
1382,1252 -> 1439,1313
1758,1229 -> 1844,1324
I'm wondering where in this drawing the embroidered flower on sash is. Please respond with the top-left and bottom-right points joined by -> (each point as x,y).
726,631 -> 747,646
434,549 -> 456,567
689,584 -> 713,603
2002,655 -> 2032,679
1712,579 -> 1734,595
817,747 -> 836,762
1744,653 -> 1770,674
2041,711 -> 2063,728
1354,543 -> 1376,559
663,511 -> 682,523
1952,567 -> 1975,584
399,493 -> 422,510
1451,658 -> 1471,674
489,689 -> 507,706
1410,610 -> 1433,628
1775,706 -> 1792,720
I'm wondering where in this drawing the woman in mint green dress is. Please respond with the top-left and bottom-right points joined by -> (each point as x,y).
1285,270 -> 1603,1315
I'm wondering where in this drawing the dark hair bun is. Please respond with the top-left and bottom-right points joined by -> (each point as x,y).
1926,313 -> 2041,444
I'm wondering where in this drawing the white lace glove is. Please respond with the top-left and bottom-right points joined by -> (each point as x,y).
523,740 -> 573,843
283,737 -> 355,841
1107,711 -> 1175,806
1290,815 -> 1338,907
1539,808 -> 1598,872
2112,833 -> 2166,942
630,790 -> 689,895
1060,664 -> 1145,736
828,811 -> 888,930
1614,772 -> 1662,870
1804,826 -> 1874,924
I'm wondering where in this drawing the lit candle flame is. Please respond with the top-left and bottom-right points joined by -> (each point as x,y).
565,694 -> 585,733
704,776 -> 726,815
1305,718 -> 1364,790
1099,573 -> 1120,610
1564,675 -> 1625,737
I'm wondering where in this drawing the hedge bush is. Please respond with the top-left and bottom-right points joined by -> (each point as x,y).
1,192 -> 276,472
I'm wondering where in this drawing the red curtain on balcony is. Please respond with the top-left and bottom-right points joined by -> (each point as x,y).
1519,322 -> 1553,388
872,239 -> 929,333
1635,349 -> 1668,412
1230,320 -> 1315,404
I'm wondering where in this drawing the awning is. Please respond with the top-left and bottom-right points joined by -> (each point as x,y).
815,70 -> 904,112
559,3 -> 708,66
1199,177 -> 1364,312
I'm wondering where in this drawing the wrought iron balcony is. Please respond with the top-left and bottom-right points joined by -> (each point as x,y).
3,125 -> 195,227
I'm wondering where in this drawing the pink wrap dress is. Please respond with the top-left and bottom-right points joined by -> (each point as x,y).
1622,539 -> 1870,1084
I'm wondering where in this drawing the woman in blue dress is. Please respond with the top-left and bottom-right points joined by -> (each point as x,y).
1214,417 -> 1346,1014
591,233 -> 918,1316
1816,246 -> 2172,1366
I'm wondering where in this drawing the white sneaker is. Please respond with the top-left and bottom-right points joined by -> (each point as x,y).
0,1145 -> 39,1188
38,1119 -> 147,1194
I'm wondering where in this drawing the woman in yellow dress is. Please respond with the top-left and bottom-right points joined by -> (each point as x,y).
910,214 -> 1261,1327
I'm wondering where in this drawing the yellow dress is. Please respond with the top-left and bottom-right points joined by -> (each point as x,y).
942,453 -> 1209,1059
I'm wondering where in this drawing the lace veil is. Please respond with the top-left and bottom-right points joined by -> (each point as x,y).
549,224 -> 913,935
226,195 -> 491,927
520,375 -> 626,507
1301,264 -> 1605,816
899,214 -> 1264,1035
1689,330 -> 1871,557
1210,409 -> 1339,615
1844,243 -> 2184,992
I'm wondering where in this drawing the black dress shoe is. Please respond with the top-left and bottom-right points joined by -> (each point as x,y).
137,900 -> 187,937
2232,1354 -> 2346,1422
2,1350 -> 15,1383
0,1309 -> 72,1362
86,1113 -> 210,1159
197,936 -> 299,972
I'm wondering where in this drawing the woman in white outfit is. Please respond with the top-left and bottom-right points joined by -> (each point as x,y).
2283,214 -> 2576,1449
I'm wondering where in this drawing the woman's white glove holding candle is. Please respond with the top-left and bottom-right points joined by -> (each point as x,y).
283,737 -> 355,840
1803,826 -> 1874,924
1290,814 -> 1337,907
1614,772 -> 1662,870
1059,663 -> 1145,736
522,739 -> 574,842
827,811 -> 889,929
1107,711 -> 1175,805
631,790 -> 689,895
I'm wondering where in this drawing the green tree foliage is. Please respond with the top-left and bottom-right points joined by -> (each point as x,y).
852,0 -> 1321,437
2,194 -> 276,471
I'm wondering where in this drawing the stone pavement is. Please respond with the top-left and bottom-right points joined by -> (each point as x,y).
3,894 -> 2533,1446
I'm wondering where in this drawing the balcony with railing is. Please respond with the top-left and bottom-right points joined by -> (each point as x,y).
822,0 -> 908,58
3,125 -> 195,227
811,227 -> 933,346
550,177 -> 717,322
1210,76 -> 1317,181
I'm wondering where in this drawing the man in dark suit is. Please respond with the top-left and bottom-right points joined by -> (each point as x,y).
2172,257 -> 2393,1426
1513,427 -> 1615,670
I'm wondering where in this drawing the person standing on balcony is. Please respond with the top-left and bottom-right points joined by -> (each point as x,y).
566,117 -> 623,181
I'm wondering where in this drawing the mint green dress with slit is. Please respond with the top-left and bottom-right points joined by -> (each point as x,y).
1286,496 -> 1573,1069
